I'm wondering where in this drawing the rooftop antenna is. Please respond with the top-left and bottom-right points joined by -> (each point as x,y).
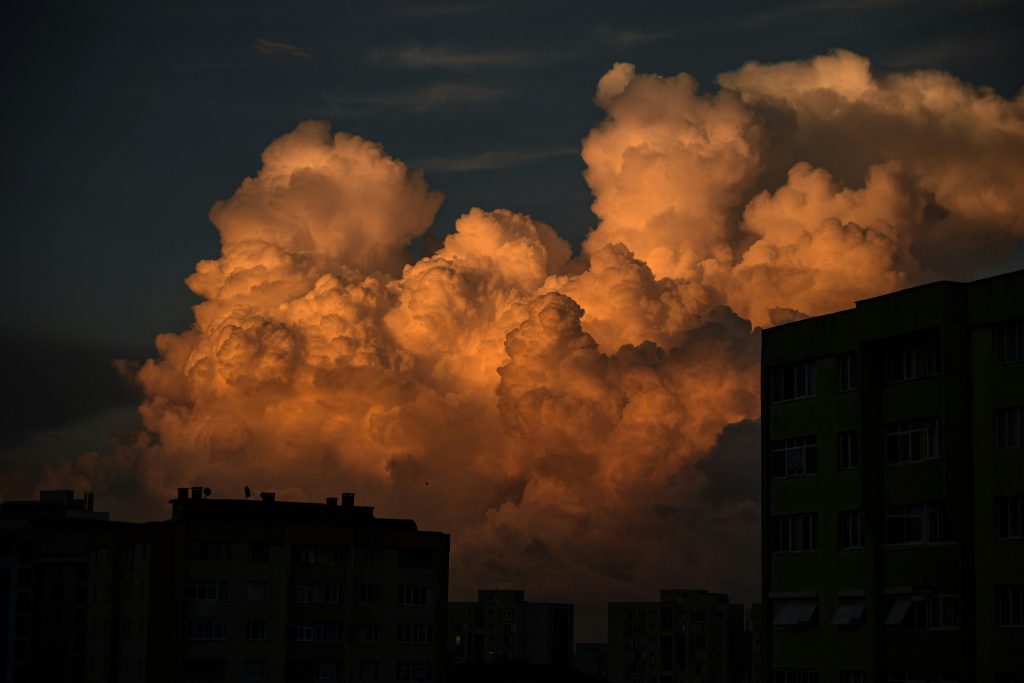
202,487 -> 211,498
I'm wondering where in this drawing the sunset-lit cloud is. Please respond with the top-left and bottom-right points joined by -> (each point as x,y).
254,38 -> 314,59
15,50 -> 1024,606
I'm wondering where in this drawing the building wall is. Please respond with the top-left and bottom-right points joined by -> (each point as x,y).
762,270 -> 1024,682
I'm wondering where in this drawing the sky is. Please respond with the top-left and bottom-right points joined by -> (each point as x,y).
2,0 -> 1023,640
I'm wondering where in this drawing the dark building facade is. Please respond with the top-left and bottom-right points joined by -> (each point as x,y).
607,589 -> 747,683
0,490 -> 109,683
447,589 -> 573,667
86,488 -> 449,683
761,269 -> 1024,682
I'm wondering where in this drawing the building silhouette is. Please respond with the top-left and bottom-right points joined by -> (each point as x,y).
0,490 -> 109,682
86,488 -> 449,683
761,269 -> 1024,681
607,589 -> 747,683
447,589 -> 573,668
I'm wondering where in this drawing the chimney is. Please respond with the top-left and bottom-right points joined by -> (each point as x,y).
260,492 -> 276,502
190,486 -> 203,500
84,492 -> 94,511
326,497 -> 338,507
341,492 -> 355,508
177,487 -> 189,501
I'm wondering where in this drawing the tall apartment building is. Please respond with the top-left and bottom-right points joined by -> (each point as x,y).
447,590 -> 573,667
607,589 -> 746,683
761,269 -> 1024,682
86,488 -> 449,683
0,490 -> 109,682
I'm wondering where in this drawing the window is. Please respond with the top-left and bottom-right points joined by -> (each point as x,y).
838,431 -> 858,469
888,673 -> 958,683
772,669 -> 819,682
884,333 -> 939,382
358,547 -> 384,567
186,618 -> 226,640
998,586 -> 1024,627
190,541 -> 231,561
357,662 -> 380,682
772,599 -> 817,628
290,582 -> 343,604
250,543 -> 269,561
396,663 -> 434,682
995,407 -> 1024,451
839,353 -> 857,391
884,588 -> 958,629
359,623 -> 380,643
885,418 -> 940,464
769,362 -> 817,403
885,504 -> 953,545
839,511 -> 864,549
840,673 -> 865,683
770,436 -> 818,478
247,581 -> 267,602
398,585 -> 435,606
187,579 -> 228,600
292,544 -> 345,565
994,319 -> 1024,364
997,496 -> 1024,539
398,623 -> 435,644
313,662 -> 339,682
242,660 -> 266,681
245,620 -> 268,641
771,513 -> 817,553
287,622 -> 340,642
360,584 -> 381,604
831,598 -> 866,627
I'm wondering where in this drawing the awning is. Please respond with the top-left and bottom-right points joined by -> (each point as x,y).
831,601 -> 866,626
774,600 -> 817,626
885,598 -> 911,626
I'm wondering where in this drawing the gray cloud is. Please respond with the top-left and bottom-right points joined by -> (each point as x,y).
254,38 -> 313,59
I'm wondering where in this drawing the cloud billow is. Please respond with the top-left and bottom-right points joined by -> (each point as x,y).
23,50 -> 1024,607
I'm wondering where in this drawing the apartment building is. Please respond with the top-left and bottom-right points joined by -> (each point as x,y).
761,269 -> 1024,682
447,589 -> 573,667
86,488 -> 449,683
607,589 -> 746,683
0,490 -> 109,682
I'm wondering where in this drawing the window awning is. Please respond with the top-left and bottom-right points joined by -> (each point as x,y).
774,600 -> 817,626
885,598 -> 911,626
831,600 -> 865,626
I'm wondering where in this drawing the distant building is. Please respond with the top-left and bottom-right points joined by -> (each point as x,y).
761,269 -> 1024,681
86,487 -> 449,683
574,642 -> 608,680
0,490 -> 109,683
448,589 -> 573,667
607,589 -> 746,683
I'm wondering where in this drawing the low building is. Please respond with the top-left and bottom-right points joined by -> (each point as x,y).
86,487 -> 450,682
607,589 -> 746,683
448,589 -> 573,667
0,490 -> 109,682
574,642 -> 608,680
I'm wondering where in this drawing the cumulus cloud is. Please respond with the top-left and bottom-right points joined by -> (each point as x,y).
11,50 -> 1023,618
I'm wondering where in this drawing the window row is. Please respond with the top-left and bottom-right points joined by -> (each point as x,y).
236,660 -> 433,682
771,504 -> 952,553
184,581 -> 436,605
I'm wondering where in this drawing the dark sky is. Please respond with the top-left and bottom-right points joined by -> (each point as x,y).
1,0 -> 1021,488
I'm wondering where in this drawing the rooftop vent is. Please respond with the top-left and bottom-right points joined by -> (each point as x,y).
260,491 -> 276,502
341,492 -> 355,507
326,497 -> 338,506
